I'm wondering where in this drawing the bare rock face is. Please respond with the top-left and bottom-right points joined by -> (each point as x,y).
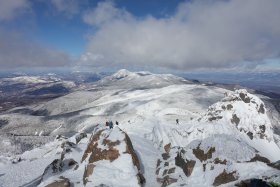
81,130 -> 120,164
213,170 -> 238,186
164,143 -> 171,153
45,176 -> 70,187
192,144 -> 215,162
38,127 -> 145,187
154,133 -> 280,187
175,151 -> 196,177
40,158 -> 78,183
81,127 -> 145,186
75,132 -> 87,144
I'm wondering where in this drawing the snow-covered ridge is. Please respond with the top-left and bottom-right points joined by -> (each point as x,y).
1,76 -> 60,84
110,69 -> 184,81
95,69 -> 192,90
22,127 -> 145,187
0,75 -> 76,88
0,70 -> 279,186
147,89 -> 280,162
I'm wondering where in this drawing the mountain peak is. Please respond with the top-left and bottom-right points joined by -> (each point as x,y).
111,69 -> 134,79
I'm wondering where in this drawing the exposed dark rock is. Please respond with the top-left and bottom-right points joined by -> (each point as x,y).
156,168 -> 160,175
175,152 -> 196,177
168,167 -> 176,174
163,169 -> 168,176
203,164 -> 206,172
209,116 -> 223,121
247,132 -> 253,140
61,141 -> 75,153
45,176 -> 70,187
259,125 -> 266,133
137,173 -> 146,185
222,105 -> 226,110
213,170 -> 238,186
239,93 -> 251,103
258,104 -> 265,114
40,158 -> 77,185
268,161 -> 280,170
55,135 -> 67,140
68,159 -> 77,167
214,158 -> 227,165
156,159 -> 161,168
49,159 -> 63,173
164,162 -> 169,167
75,133 -> 87,144
82,129 -> 145,185
157,176 -> 178,187
235,179 -> 271,187
123,133 -> 145,185
192,145 -> 215,162
164,143 -> 171,153
162,153 -> 170,160
248,154 -> 270,164
231,114 -> 240,126
227,104 -> 233,110
83,164 -> 95,185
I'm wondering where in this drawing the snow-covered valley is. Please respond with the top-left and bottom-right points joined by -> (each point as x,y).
0,69 -> 279,187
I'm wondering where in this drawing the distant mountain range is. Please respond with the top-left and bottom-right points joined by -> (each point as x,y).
0,70 -> 279,187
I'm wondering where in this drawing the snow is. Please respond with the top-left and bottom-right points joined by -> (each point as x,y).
1,76 -> 51,84
0,70 -> 279,187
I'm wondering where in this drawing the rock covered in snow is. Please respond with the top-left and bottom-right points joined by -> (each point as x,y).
1,70 -> 280,187
155,135 -> 279,187
203,89 -> 273,141
147,89 -> 280,162
38,127 -> 145,187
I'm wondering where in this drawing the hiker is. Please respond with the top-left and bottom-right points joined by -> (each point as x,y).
176,119 -> 179,125
105,121 -> 109,127
116,121 -> 119,125
109,121 -> 113,129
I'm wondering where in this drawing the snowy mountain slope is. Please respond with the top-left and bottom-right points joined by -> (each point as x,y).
94,69 -> 193,90
155,135 -> 279,187
0,69 -> 279,187
0,75 -> 77,113
36,127 -> 145,187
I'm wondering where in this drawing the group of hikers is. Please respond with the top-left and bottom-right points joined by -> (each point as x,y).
105,120 -> 119,129
105,119 -> 179,129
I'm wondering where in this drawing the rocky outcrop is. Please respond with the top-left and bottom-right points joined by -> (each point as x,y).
192,144 -> 215,162
213,170 -> 238,186
45,176 -> 70,187
38,127 -> 145,187
81,128 -> 145,186
75,132 -> 87,144
175,152 -> 196,177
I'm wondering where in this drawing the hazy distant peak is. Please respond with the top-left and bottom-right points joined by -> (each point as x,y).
111,69 -> 134,79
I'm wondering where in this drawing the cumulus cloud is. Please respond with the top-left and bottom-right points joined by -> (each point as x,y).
80,0 -> 280,70
0,0 -> 30,21
50,0 -> 80,17
83,1 -> 132,26
0,29 -> 71,69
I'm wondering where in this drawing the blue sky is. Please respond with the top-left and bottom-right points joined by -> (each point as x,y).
3,0 -> 184,57
0,0 -> 279,72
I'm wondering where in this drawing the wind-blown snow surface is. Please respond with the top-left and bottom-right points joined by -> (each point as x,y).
0,70 -> 279,186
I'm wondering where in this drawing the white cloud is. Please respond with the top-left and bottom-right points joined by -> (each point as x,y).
0,29 -> 71,69
80,0 -> 280,70
0,0 -> 30,21
83,1 -> 132,26
50,0 -> 80,17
